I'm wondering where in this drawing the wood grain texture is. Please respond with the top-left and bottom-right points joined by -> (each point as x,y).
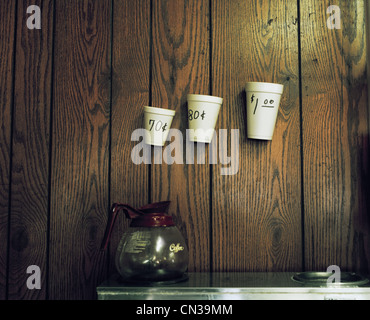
49,0 -> 111,299
109,0 -> 150,273
151,0 -> 211,271
1,0 -> 370,300
7,0 -> 53,300
0,1 -> 16,300
211,0 -> 302,271
301,0 -> 370,272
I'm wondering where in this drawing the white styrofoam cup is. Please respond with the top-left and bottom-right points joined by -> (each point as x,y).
144,106 -> 176,146
246,82 -> 284,140
187,94 -> 223,143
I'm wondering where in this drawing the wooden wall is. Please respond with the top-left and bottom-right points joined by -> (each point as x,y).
0,0 -> 369,300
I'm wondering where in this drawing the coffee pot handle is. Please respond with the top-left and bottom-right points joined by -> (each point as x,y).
100,203 -> 143,251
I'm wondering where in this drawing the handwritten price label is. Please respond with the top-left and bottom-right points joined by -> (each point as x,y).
148,119 -> 168,132
250,95 -> 275,115
188,109 -> 206,121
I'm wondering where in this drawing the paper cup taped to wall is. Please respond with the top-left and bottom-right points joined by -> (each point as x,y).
144,106 -> 175,146
187,94 -> 223,143
246,82 -> 284,140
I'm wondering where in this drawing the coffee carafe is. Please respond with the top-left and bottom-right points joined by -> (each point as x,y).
101,201 -> 188,283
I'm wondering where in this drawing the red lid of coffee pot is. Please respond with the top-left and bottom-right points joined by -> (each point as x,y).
100,201 -> 174,251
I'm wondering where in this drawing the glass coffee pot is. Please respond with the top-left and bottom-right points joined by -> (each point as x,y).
101,201 -> 189,283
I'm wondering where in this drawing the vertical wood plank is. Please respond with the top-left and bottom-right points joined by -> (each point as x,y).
49,0 -> 111,299
8,0 -> 53,300
212,0 -> 302,271
0,1 -> 17,300
151,0 -> 211,271
109,0 -> 150,273
301,0 -> 370,272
